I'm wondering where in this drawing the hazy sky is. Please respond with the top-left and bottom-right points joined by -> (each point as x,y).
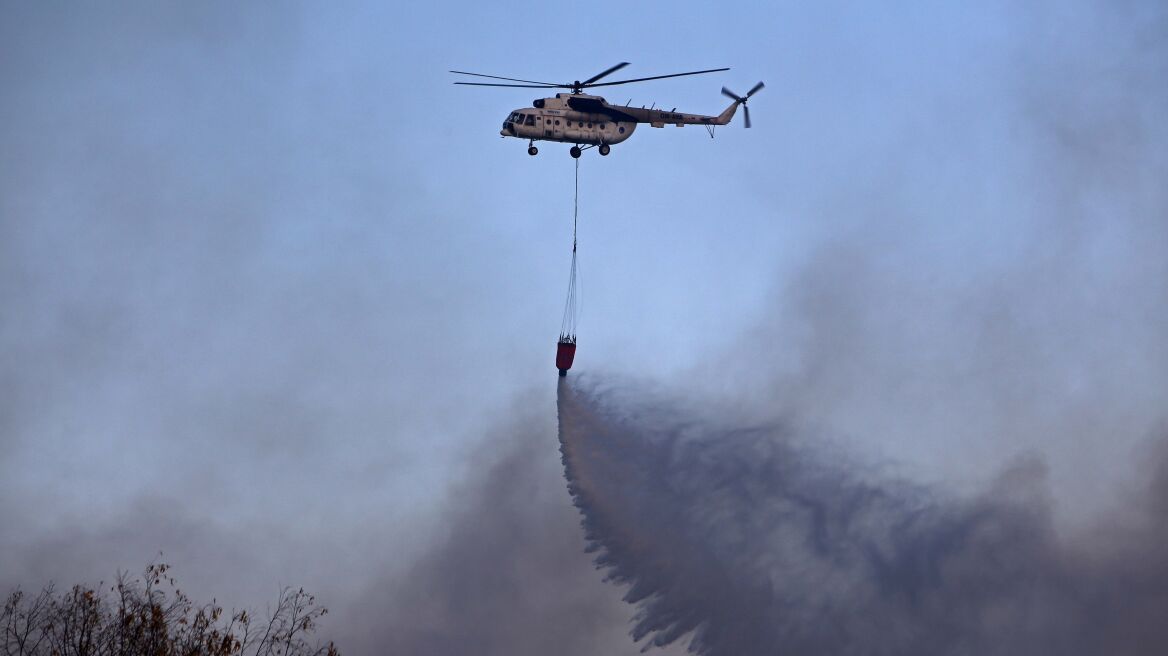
2,1 -> 1165,654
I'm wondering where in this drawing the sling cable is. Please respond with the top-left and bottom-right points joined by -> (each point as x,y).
556,159 -> 580,376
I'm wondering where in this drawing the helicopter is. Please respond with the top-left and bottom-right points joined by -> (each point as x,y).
450,63 -> 764,158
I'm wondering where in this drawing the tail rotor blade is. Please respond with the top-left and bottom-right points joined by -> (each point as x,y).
743,105 -> 752,129
747,81 -> 765,98
721,86 -> 743,102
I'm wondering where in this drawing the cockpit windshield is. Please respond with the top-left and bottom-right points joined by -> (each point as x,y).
507,112 -> 537,127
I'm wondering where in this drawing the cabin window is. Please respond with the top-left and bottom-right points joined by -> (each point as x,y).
619,126 -> 625,133
525,115 -> 536,126
600,123 -> 607,129
546,119 -> 551,125
517,113 -> 526,121
587,122 -> 593,128
578,121 -> 584,127
555,119 -> 560,125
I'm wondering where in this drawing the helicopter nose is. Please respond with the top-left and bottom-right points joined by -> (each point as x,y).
502,121 -> 515,136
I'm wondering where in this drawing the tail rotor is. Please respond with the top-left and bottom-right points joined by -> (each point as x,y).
721,81 -> 765,128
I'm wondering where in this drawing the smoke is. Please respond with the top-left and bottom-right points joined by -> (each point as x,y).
337,394 -> 687,656
2,3 -> 1165,655
558,377 -> 1168,655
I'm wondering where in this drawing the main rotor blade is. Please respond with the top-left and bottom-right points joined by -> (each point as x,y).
449,70 -> 559,86
581,62 -> 630,86
585,67 -> 730,88
454,82 -> 562,88
743,105 -> 752,129
747,81 -> 765,97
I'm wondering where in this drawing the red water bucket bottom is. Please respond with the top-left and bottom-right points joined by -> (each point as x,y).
556,340 -> 577,376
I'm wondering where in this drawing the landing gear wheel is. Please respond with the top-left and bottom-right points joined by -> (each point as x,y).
598,144 -> 611,156
528,146 -> 538,156
569,146 -> 582,159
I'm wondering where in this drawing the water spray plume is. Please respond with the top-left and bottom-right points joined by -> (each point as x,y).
557,377 -> 1168,656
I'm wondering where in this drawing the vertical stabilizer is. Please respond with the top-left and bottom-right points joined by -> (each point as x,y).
716,101 -> 740,125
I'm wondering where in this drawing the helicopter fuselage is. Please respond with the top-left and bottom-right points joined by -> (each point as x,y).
501,93 -> 637,146
500,92 -> 737,148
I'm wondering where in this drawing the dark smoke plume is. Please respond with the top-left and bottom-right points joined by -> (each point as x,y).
338,396 -> 685,656
558,377 -> 1168,655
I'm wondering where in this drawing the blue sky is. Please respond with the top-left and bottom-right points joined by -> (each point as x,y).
2,2 -> 1166,653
